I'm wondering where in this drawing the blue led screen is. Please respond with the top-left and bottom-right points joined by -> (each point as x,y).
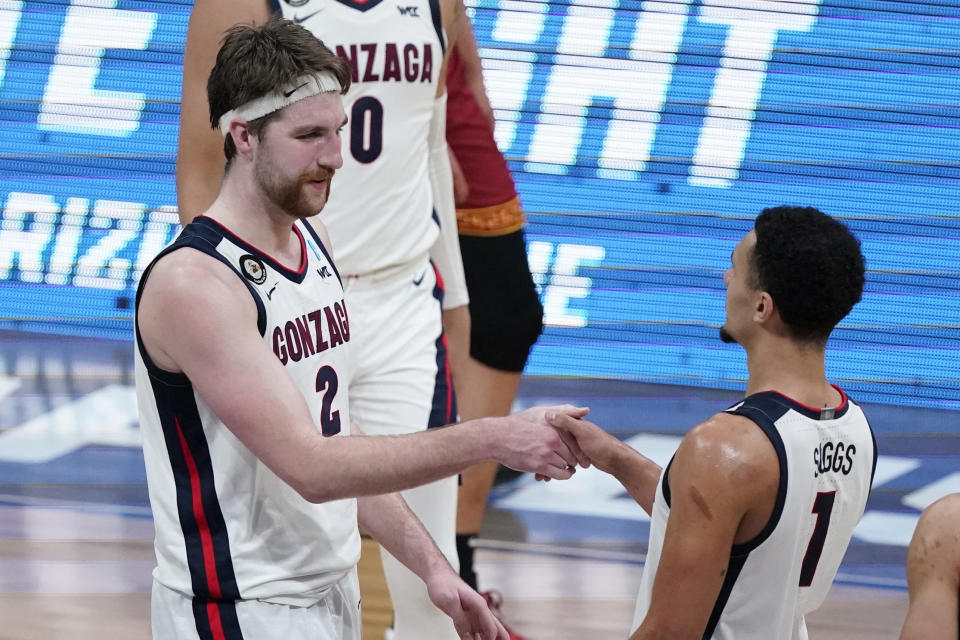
0,0 -> 958,408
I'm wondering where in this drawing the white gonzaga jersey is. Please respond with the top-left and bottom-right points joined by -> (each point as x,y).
272,0 -> 445,275
135,216 -> 360,619
633,389 -> 877,640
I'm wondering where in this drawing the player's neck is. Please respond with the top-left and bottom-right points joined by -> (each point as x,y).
744,337 -> 839,408
210,171 -> 301,267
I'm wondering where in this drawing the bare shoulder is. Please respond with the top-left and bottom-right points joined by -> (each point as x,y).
308,220 -> 336,260
676,412 -> 780,484
139,248 -> 257,368
911,493 -> 960,566
142,247 -> 244,300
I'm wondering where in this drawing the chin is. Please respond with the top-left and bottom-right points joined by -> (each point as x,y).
719,326 -> 738,344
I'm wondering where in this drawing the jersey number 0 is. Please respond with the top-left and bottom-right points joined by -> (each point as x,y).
350,97 -> 384,164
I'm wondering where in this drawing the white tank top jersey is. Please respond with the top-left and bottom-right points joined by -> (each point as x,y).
271,0 -> 445,275
633,389 -> 877,640
135,216 -> 360,616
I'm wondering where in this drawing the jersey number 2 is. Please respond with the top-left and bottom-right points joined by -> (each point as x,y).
350,97 -> 384,164
315,365 -> 341,436
799,490 -> 836,587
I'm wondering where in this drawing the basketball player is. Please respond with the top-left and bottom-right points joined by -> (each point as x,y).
139,18 -> 586,639
548,206 -> 876,639
444,20 -> 543,638
177,0 -> 481,637
900,493 -> 960,639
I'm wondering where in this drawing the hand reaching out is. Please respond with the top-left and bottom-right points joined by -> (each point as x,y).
492,404 -> 591,479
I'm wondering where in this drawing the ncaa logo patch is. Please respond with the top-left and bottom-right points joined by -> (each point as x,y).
240,255 -> 267,284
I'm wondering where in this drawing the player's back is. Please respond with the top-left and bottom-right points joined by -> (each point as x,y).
634,388 -> 877,639
135,216 -> 360,605
273,0 -> 445,275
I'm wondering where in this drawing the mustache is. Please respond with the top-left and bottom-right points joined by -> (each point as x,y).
302,170 -> 335,183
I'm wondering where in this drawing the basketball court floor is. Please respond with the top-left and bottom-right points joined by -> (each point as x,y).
1,330 -> 956,638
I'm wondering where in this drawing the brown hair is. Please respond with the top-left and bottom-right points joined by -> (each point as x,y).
207,15 -> 351,162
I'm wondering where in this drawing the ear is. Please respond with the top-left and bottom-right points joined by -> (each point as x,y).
228,120 -> 256,158
753,291 -> 775,324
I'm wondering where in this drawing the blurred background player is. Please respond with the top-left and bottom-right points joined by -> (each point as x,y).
443,18 -> 544,638
549,206 -> 876,639
900,493 -> 960,640
176,1 -> 479,638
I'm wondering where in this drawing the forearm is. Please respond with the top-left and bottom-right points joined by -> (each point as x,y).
295,419 -> 495,503
358,492 -> 451,583
455,20 -> 491,118
608,443 -> 661,515
428,94 -> 469,309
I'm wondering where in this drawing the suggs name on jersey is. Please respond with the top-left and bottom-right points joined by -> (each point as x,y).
272,300 -> 350,365
335,42 -> 434,84
814,440 -> 857,478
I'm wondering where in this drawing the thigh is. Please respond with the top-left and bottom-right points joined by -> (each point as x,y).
348,266 -> 455,435
459,229 -> 543,372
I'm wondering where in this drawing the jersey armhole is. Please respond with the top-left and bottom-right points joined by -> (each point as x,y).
726,403 -> 790,555
135,229 -> 268,382
427,0 -> 446,53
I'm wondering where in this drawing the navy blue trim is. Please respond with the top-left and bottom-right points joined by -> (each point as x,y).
191,598 -> 216,640
868,412 -> 879,487
217,601 -> 244,638
195,216 -> 308,284
760,386 -> 850,421
427,0 -> 445,53
134,220 -> 269,382
299,219 -> 343,286
427,262 -> 456,428
431,207 -> 441,228
151,378 -> 242,604
266,0 -> 282,15
191,598 -> 244,640
702,552 -> 750,639
329,0 -> 386,12
661,456 -> 674,507
725,394 -> 791,555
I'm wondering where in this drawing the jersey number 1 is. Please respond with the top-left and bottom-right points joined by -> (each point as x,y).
315,365 -> 341,436
799,490 -> 836,587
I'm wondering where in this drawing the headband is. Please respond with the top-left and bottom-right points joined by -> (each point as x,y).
217,72 -> 342,136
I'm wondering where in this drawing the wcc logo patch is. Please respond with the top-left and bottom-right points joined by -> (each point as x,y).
240,255 -> 267,284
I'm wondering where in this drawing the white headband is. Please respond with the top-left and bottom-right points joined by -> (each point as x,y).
217,72 -> 342,136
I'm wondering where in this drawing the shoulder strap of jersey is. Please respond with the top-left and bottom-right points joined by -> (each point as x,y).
299,219 -> 343,285
725,393 -> 792,555
134,219 -> 268,381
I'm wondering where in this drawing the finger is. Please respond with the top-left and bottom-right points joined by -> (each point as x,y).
539,464 -> 574,480
559,404 -> 590,419
535,473 -> 551,482
478,600 -> 500,640
557,428 -> 591,468
495,617 -> 509,640
547,410 -> 579,432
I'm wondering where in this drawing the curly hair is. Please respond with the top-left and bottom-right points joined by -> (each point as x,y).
750,206 -> 865,344
207,16 -> 352,162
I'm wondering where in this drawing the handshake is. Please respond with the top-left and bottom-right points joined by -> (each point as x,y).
482,404 -> 617,481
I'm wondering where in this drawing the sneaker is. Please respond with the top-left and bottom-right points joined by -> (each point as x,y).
482,590 -> 530,640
